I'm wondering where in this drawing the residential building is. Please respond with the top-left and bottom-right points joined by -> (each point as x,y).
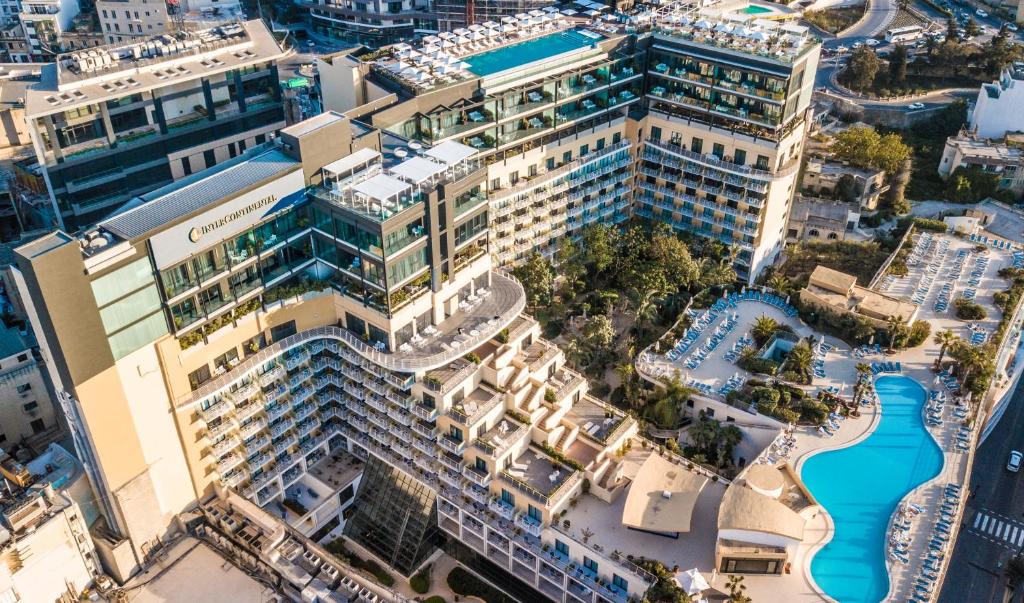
0,323 -> 61,448
799,265 -> 918,328
969,62 -> 1024,139
22,19 -> 287,230
19,0 -> 81,61
434,0 -> 553,32
939,133 -> 1024,198
307,0 -> 437,48
786,196 -> 860,242
96,0 -> 168,44
637,8 -> 820,282
0,443 -> 102,603
60,12 -> 106,52
0,22 -> 31,62
801,156 -> 886,211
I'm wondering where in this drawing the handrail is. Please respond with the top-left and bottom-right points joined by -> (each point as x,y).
490,139 -> 633,200
180,272 -> 525,408
644,138 -> 799,180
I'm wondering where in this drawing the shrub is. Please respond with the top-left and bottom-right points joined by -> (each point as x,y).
905,320 -> 931,348
888,259 -> 909,277
410,571 -> 431,594
737,355 -> 779,375
955,297 -> 987,320
447,567 -> 515,603
912,217 -> 948,233
464,352 -> 481,364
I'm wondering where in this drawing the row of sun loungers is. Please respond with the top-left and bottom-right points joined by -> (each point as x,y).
722,336 -> 753,362
854,343 -> 884,358
967,255 -> 989,288
716,289 -> 798,317
872,361 -> 902,374
938,369 -> 960,393
683,315 -> 738,370
969,233 -> 1018,251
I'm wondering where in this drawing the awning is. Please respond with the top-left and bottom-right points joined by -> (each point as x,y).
422,140 -> 477,166
389,156 -> 446,184
353,173 -> 410,201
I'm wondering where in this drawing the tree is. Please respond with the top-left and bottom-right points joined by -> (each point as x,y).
787,342 -> 814,383
727,575 -> 752,603
886,315 -> 909,349
889,43 -> 908,87
965,17 -> 980,38
581,224 -> 616,274
885,158 -> 912,214
946,17 -> 960,43
847,46 -> 882,91
831,126 -> 911,174
751,315 -> 779,346
582,315 -> 615,352
628,286 -> 663,339
934,329 -> 958,368
615,362 -> 641,408
767,274 -> 791,294
512,252 -> 554,308
835,173 -> 860,203
853,362 -> 873,406
650,232 -> 699,289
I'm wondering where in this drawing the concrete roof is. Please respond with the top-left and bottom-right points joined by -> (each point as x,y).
621,453 -> 708,534
853,285 -> 918,323
718,482 -> 806,541
809,265 -> 857,294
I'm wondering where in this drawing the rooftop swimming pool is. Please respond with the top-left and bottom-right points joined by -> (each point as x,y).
463,30 -> 601,77
741,4 -> 775,14
801,375 -> 943,603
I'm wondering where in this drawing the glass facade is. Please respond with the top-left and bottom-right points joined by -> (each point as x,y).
343,455 -> 439,575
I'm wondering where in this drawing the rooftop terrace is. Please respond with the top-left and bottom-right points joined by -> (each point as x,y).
648,7 -> 816,64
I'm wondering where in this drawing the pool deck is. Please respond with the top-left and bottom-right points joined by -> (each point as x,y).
684,232 -> 1020,603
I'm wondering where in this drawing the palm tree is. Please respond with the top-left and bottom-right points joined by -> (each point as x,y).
615,363 -> 640,408
787,343 -> 814,383
886,315 -> 908,349
751,315 -> 779,346
934,329 -> 957,369
767,274 -> 791,295
629,286 -> 662,339
716,423 -> 743,468
727,575 -> 752,603
687,415 -> 720,456
852,362 -> 872,405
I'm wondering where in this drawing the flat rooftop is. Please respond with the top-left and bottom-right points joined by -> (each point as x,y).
120,537 -> 274,603
28,20 -> 285,117
651,8 -> 816,65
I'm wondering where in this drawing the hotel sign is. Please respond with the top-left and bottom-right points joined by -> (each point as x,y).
149,169 -> 305,269
187,194 -> 278,243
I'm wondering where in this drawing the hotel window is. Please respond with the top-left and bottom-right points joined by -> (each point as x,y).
579,144 -> 589,156
91,257 -> 154,306
755,155 -> 769,170
713,143 -> 725,159
509,171 -> 519,185
475,457 -> 486,471
612,132 -> 621,144
563,151 -> 572,163
583,556 -> 598,573
650,126 -> 661,142
596,138 -> 605,151
555,539 -> 569,557
501,489 -> 514,505
612,575 -> 628,591
691,137 -> 703,154
735,149 -> 747,165
546,158 -> 555,170
527,504 -> 541,521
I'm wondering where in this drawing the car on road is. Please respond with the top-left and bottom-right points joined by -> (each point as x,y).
907,102 -> 925,110
1009,450 -> 1022,472
1007,23 -> 1019,32
852,41 -> 863,48
835,45 -> 848,53
976,8 -> 988,17
865,38 -> 880,46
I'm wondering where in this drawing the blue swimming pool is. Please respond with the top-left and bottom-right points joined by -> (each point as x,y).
464,30 -> 600,77
801,375 -> 943,603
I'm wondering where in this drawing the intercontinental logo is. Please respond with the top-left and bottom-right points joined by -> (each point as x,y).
188,195 -> 277,243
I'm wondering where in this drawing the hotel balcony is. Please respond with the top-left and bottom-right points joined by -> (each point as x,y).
212,436 -> 241,457
474,416 -> 529,457
297,418 -> 319,438
413,437 -> 436,456
274,434 -> 298,454
412,420 -> 437,439
218,454 -> 245,475
448,386 -> 503,429
464,483 -> 490,505
488,497 -> 516,520
341,366 -> 363,382
367,395 -> 388,414
245,435 -> 271,454
265,386 -> 289,406
439,468 -> 464,488
515,514 -> 543,538
290,367 -> 313,387
235,400 -> 263,423
387,408 -> 412,427
202,400 -> 234,423
206,419 -> 236,440
266,403 -> 290,422
439,451 -> 465,472
229,382 -> 260,403
365,378 -> 388,398
313,357 -> 340,372
414,455 -> 436,473
284,349 -> 311,370
438,434 -> 467,455
315,374 -> 340,389
500,448 -> 583,508
292,386 -> 315,406
463,464 -> 493,488
222,468 -> 248,488
366,411 -> 389,431
270,417 -> 296,439
248,452 -> 274,472
294,404 -> 317,423
260,365 -> 285,386
386,390 -> 412,409
384,372 -> 415,390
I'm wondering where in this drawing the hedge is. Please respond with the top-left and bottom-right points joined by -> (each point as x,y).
410,571 -> 431,594
446,567 -> 516,603
905,320 -> 931,348
912,217 -> 948,233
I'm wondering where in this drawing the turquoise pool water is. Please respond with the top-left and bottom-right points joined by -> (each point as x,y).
464,30 -> 600,77
742,5 -> 774,13
802,375 -> 943,603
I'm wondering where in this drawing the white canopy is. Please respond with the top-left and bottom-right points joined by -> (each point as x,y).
481,20 -> 499,28
389,156 -> 446,184
423,140 -> 477,166
422,35 -> 440,44
675,569 -> 710,596
453,27 -> 470,36
353,173 -> 410,202
322,148 -> 380,180
561,8 -> 578,15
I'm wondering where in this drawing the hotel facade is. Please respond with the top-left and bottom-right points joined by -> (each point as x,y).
12,8 -> 821,602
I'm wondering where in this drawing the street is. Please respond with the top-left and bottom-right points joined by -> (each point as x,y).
939,378 -> 1024,603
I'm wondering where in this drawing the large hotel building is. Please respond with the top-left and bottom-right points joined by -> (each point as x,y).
12,6 -> 821,602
